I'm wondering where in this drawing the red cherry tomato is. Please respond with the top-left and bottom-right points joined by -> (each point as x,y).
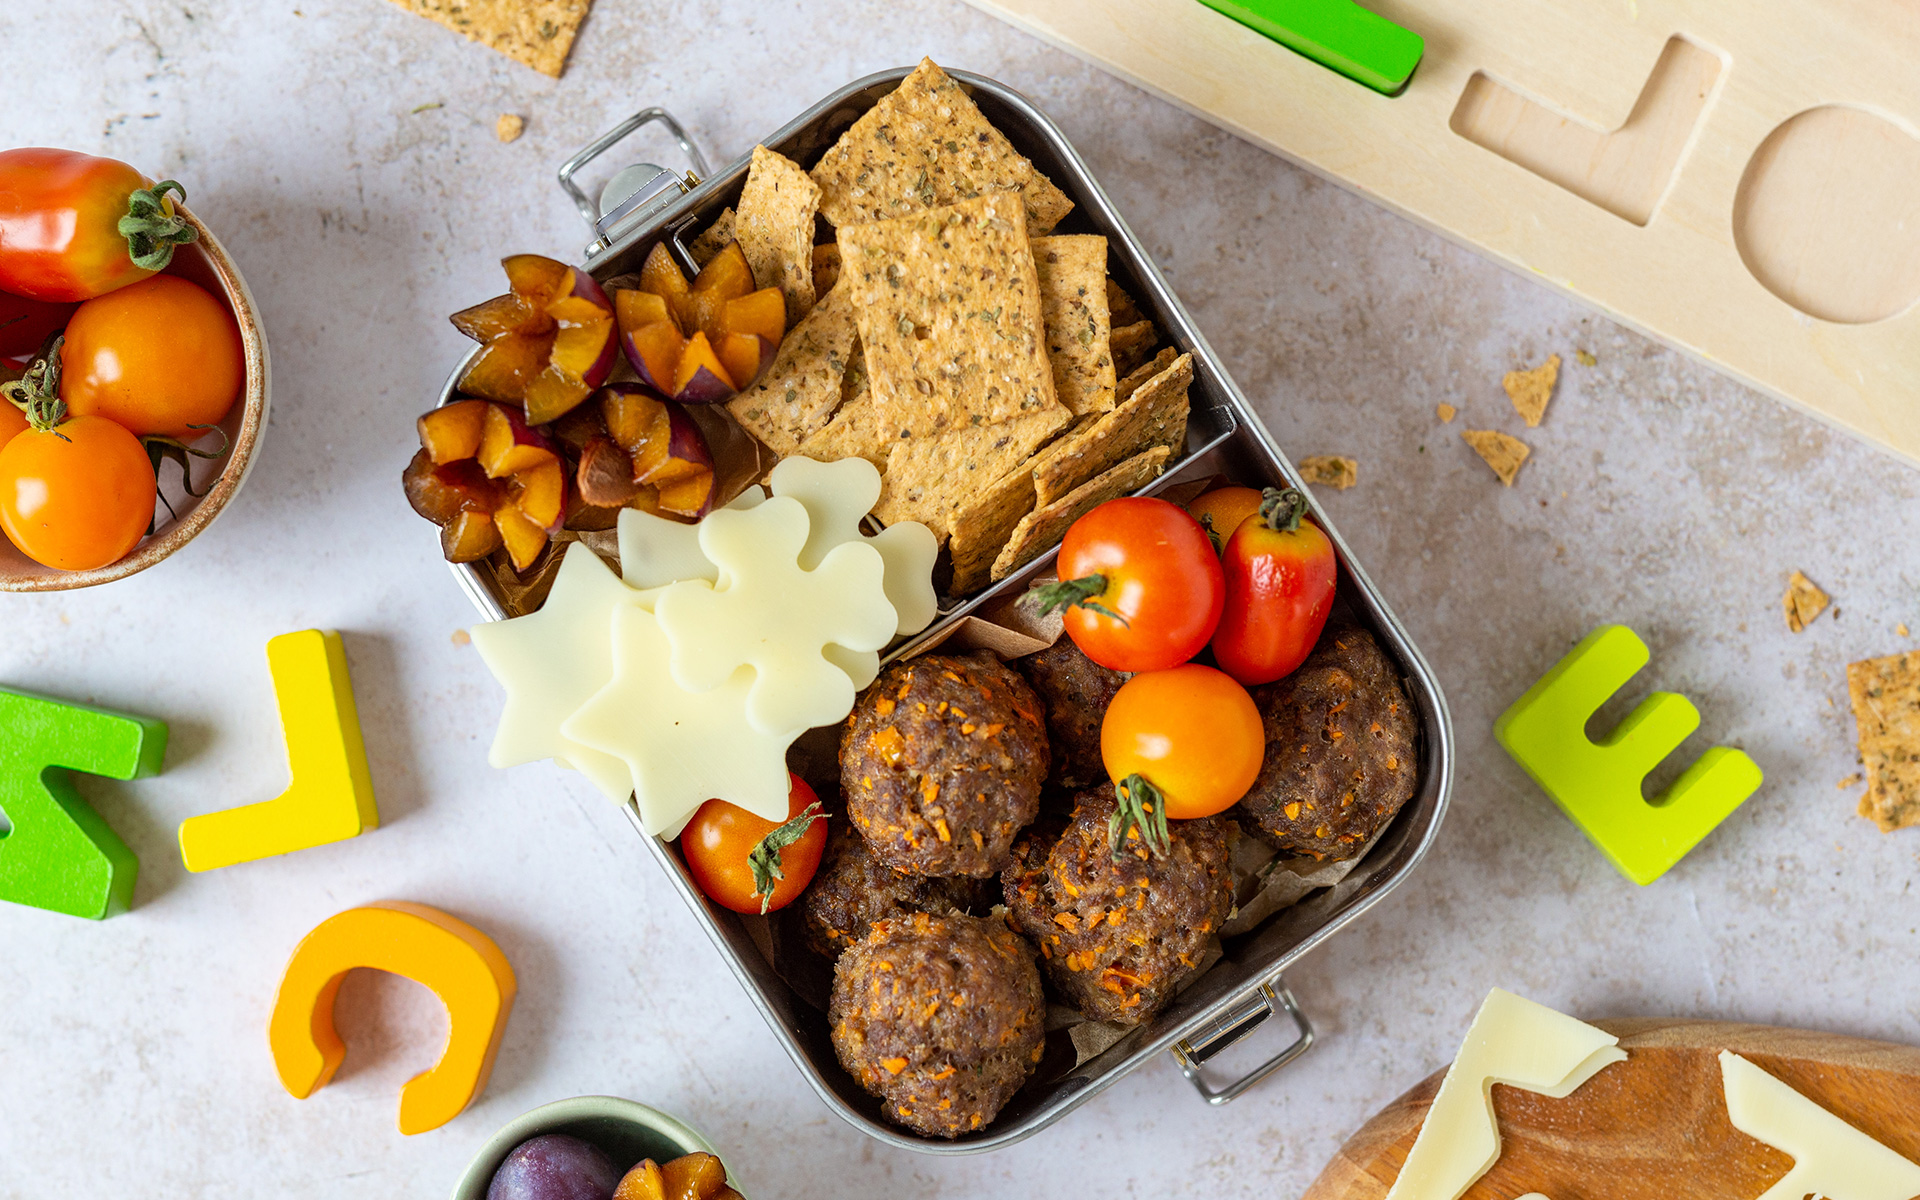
1212,488 -> 1338,686
1031,496 -> 1224,673
1100,664 -> 1265,849
61,275 -> 244,438
680,774 -> 829,914
0,148 -> 198,302
1,292 -> 78,358
0,413 -> 155,570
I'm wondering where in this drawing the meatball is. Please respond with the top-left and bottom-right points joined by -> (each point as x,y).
1236,625 -> 1418,860
1015,637 -> 1126,790
841,653 -> 1049,877
1001,790 -> 1235,1026
800,821 -> 996,958
829,911 -> 1046,1138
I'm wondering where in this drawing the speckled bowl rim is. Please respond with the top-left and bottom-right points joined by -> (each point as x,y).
450,1096 -> 740,1200
0,205 -> 270,591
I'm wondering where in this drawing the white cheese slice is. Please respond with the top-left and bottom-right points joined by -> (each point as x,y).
768,455 -> 939,636
1719,1050 -> 1920,1200
1383,989 -> 1626,1200
616,486 -> 763,591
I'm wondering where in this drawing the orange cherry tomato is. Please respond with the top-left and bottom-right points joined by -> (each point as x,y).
1212,488 -> 1338,686
0,148 -> 198,302
680,774 -> 829,914
61,275 -> 244,439
1034,496 -> 1224,673
0,414 -> 155,570
1101,663 -> 1265,829
1186,485 -> 1263,553
0,403 -> 26,450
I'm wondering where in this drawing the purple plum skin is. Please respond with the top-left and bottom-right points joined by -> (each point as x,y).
487,1133 -> 619,1200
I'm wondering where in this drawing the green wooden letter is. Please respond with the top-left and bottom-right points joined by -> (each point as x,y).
1196,0 -> 1425,95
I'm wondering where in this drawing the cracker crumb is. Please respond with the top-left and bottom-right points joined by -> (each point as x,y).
1575,349 -> 1597,367
1297,455 -> 1358,490
1503,354 -> 1559,427
1461,429 -> 1530,486
451,628 -> 471,646
1900,623 -> 1911,638
1783,570 -> 1830,633
1838,773 -> 1863,789
496,113 -> 524,142
1847,650 -> 1920,832
1436,402 -> 1456,423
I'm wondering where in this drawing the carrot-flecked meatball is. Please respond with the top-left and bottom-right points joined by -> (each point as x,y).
1001,790 -> 1235,1026
841,653 -> 1049,877
800,821 -> 995,958
829,912 -> 1046,1138
1015,637 -> 1126,790
1236,625 -> 1418,861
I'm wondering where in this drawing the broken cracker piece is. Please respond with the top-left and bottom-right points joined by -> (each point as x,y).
1437,402 -> 1456,423
1575,349 -> 1597,367
1783,570 -> 1830,633
1106,278 -> 1144,327
837,192 -> 1062,440
1033,235 -> 1116,417
1032,352 -> 1192,506
386,0 -> 591,78
875,405 -> 1070,530
737,145 -> 821,326
725,284 -> 858,455
948,465 -> 1040,595
1503,353 -> 1560,427
1846,650 -> 1920,832
496,113 -> 525,143
686,208 -> 736,268
1462,429 -> 1530,486
792,347 -> 889,471
1116,347 -> 1177,404
1297,455 -> 1358,490
812,243 -> 841,295
992,446 -> 1171,582
1110,319 -> 1159,378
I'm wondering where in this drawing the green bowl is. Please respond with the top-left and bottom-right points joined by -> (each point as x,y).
451,1096 -> 742,1200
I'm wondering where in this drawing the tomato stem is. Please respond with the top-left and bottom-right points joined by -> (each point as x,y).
1,337 -> 69,439
746,800 -> 827,914
1109,774 -> 1171,860
119,180 -> 199,272
1026,573 -> 1129,626
1260,487 -> 1308,534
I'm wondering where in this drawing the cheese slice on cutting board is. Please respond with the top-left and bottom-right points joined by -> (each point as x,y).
1719,1050 -> 1920,1200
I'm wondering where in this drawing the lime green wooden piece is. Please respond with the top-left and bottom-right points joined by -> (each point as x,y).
1493,626 -> 1763,886
0,687 -> 167,920
1195,0 -> 1425,95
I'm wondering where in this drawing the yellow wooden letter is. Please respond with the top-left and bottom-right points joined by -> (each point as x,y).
269,902 -> 516,1135
178,629 -> 379,871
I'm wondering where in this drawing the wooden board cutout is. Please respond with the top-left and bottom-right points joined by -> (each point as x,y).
1302,1019 -> 1920,1200
960,0 -> 1920,465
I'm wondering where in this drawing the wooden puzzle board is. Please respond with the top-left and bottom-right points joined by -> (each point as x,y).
963,0 -> 1920,466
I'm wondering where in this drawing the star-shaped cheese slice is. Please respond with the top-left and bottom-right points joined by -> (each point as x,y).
770,456 -> 938,638
560,597 -> 798,837
653,494 -> 898,735
616,486 -> 765,590
468,543 -> 639,803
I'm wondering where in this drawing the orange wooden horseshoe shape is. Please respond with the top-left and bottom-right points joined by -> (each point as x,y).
268,901 -> 517,1135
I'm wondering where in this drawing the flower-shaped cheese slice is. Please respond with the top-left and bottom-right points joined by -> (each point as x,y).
769,456 -> 938,638
468,543 -> 641,804
559,596 -> 798,837
616,486 -> 765,590
653,495 -> 898,735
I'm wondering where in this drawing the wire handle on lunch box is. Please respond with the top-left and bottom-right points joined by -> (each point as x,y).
1170,974 -> 1314,1105
556,107 -> 712,255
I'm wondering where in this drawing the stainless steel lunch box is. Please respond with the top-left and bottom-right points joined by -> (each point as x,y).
437,66 -> 1454,1154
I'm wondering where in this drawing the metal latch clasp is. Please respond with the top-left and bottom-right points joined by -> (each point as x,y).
556,107 -> 712,258
1169,974 -> 1315,1105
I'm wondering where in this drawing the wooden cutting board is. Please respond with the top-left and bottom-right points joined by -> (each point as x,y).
962,0 -> 1920,467
1302,1018 -> 1920,1200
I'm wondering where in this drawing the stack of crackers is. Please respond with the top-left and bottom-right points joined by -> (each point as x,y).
704,59 -> 1192,595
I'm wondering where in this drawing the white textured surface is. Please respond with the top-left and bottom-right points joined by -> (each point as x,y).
2,2 -> 1918,1196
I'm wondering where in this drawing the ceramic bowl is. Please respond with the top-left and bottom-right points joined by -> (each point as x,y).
451,1096 -> 743,1200
0,205 -> 270,591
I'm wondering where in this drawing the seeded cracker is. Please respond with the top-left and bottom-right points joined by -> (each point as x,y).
949,466 -> 1040,594
1110,319 -> 1159,377
793,345 -> 891,471
1297,455 -> 1358,490
838,192 -> 1062,439
874,406 -> 1070,530
1504,353 -> 1560,427
1846,651 -> 1920,832
385,0 -> 591,78
812,244 -> 841,295
737,146 -> 821,325
1462,429 -> 1529,486
1783,571 -> 1830,632
1107,278 -> 1144,327
810,58 -> 1074,235
1032,352 -> 1191,505
1031,236 -> 1115,417
687,209 -> 735,268
992,446 -> 1171,582
1116,347 -> 1177,404
726,285 -> 859,455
